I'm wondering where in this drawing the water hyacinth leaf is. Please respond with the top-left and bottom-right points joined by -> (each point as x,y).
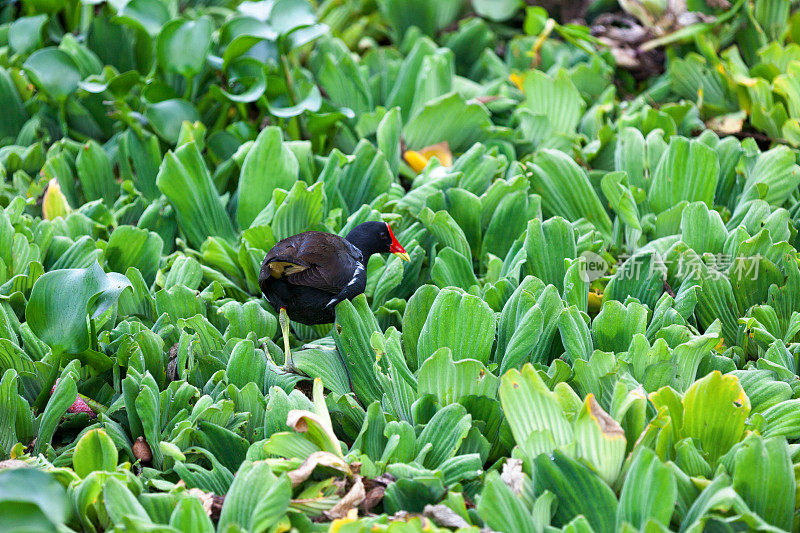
219,57 -> 267,103
114,0 -> 170,36
118,129 -> 162,201
36,374 -> 77,454
23,48 -> 82,102
267,84 -> 322,117
76,140 -> 118,207
0,69 -> 28,142
145,99 -> 201,144
156,141 -> 237,248
237,127 -> 299,229
156,16 -> 213,78
26,262 -> 131,356
9,15 -> 47,55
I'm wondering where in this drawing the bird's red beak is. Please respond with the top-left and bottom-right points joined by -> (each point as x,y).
387,223 -> 410,261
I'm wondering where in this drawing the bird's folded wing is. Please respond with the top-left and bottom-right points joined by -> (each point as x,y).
264,232 -> 360,294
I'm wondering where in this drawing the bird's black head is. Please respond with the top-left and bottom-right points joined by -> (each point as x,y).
345,221 -> 409,261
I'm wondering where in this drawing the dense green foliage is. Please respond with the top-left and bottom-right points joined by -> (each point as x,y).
3,0 -> 800,531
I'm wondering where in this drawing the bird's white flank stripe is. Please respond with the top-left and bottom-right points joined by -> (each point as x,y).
325,262 -> 363,308
347,263 -> 364,287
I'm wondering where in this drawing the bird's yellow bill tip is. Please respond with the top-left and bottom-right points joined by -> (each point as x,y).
394,251 -> 411,262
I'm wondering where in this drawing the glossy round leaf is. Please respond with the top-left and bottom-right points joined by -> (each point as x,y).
218,57 -> 267,103
23,48 -> 82,102
145,99 -> 200,143
267,84 -> 321,117
114,0 -> 171,37
268,0 -> 316,35
9,14 -> 47,55
156,16 -> 213,78
25,262 -> 132,355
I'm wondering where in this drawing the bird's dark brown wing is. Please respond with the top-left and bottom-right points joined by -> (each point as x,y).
262,231 -> 362,294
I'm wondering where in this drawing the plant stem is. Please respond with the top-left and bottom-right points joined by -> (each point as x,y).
279,52 -> 311,140
183,76 -> 194,101
90,319 -> 98,352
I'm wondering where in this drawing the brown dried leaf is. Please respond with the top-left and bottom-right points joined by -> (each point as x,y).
423,504 -> 471,529
287,451 -> 350,487
324,475 -> 366,520
706,113 -> 745,135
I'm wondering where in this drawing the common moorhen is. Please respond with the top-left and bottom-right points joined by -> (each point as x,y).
259,221 -> 409,370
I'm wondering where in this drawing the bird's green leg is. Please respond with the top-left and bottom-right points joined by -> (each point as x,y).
279,307 -> 295,372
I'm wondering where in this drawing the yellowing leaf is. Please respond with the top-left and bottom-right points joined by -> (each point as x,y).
574,394 -> 626,485
682,371 -> 750,465
42,178 -> 71,220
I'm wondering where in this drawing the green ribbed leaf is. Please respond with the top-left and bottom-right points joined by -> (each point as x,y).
333,295 -> 382,405
418,347 -> 498,404
499,364 -> 573,459
529,150 -> 612,238
533,450 -> 618,531
649,137 -> 719,214
417,288 -> 496,365
617,447 -> 676,530
682,371 -> 750,465
156,142 -> 237,249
